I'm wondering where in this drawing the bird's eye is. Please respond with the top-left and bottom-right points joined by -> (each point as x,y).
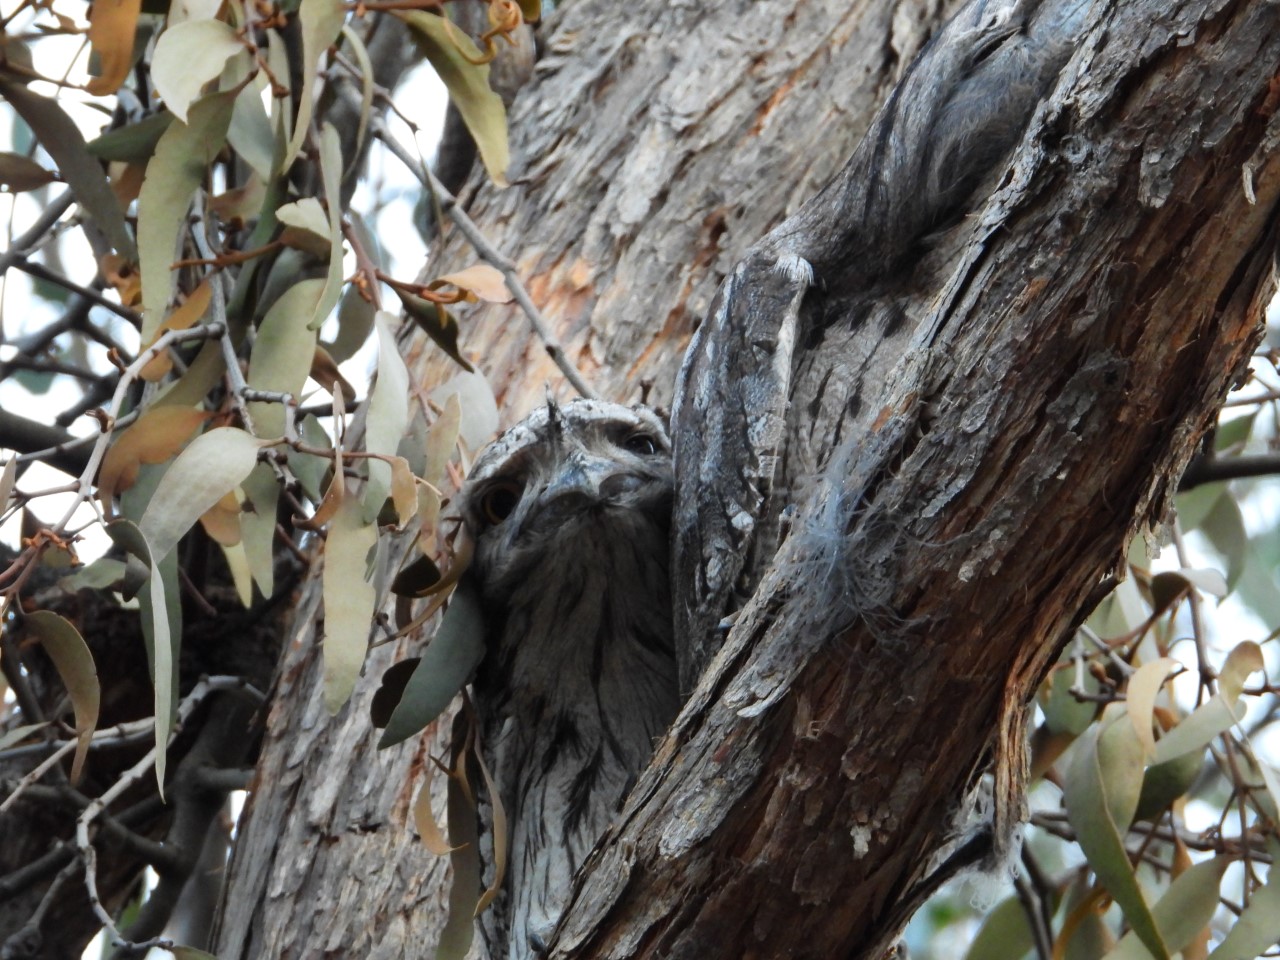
622,432 -> 659,456
479,481 -> 522,525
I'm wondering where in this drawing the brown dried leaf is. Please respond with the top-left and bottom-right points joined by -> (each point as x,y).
140,280 -> 212,381
86,0 -> 144,96
98,406 -> 211,506
198,488 -> 242,546
433,264 -> 511,303
309,345 -> 356,402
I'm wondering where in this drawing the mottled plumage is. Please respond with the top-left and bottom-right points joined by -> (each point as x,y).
457,399 -> 679,959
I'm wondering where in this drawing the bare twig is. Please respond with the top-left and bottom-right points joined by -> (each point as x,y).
370,117 -> 599,400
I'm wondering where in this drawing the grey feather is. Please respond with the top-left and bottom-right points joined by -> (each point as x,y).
457,399 -> 679,959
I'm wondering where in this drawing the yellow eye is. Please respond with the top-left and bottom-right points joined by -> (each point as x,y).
480,481 -> 522,525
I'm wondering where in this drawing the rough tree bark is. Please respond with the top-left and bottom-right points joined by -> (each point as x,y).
214,0 -> 1280,956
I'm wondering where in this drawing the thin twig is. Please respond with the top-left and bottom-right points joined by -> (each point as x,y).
370,117 -> 598,400
74,676 -> 262,948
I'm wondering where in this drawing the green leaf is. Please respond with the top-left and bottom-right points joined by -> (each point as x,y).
227,78 -> 277,181
321,490 -> 378,713
962,895 -> 1033,960
364,312 -> 411,520
397,9 -> 509,185
287,415 -> 332,503
379,579 -> 487,748
439,744 -> 481,960
1207,842 -> 1280,958
283,0 -> 346,170
1151,641 -> 1262,766
396,289 -> 473,372
0,78 -> 136,260
106,519 -> 179,796
0,151 -> 56,192
138,91 -> 236,340
307,122 -> 346,331
151,20 -> 245,122
239,462 -> 279,598
137,427 -> 268,565
1198,492 -> 1247,592
1064,707 -> 1166,959
1104,856 -> 1229,959
24,611 -> 99,785
59,557 -> 128,592
86,112 -> 176,163
430,369 -> 498,449
326,265 -> 378,364
246,278 -> 324,436
0,453 -> 16,512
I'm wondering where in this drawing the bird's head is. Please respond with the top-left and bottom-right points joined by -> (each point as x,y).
457,399 -> 673,593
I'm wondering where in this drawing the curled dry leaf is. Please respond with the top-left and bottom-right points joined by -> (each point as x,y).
432,264 -> 512,304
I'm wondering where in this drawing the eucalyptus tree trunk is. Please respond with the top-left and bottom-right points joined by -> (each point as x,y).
213,0 -> 1280,956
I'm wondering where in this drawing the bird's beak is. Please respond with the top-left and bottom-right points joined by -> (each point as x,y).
539,457 -> 601,505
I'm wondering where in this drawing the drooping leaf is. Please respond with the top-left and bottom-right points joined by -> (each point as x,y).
430,370 -> 497,449
0,454 -> 16,512
140,280 -> 212,381
326,276 -> 378,365
397,9 -> 509,185
276,197 -> 332,253
364,312 -> 412,519
371,658 -> 421,728
138,91 -> 236,340
396,289 -> 474,372
0,79 -> 136,260
106,519 -> 178,795
151,19 -> 245,122
1104,856 -> 1229,960
307,122 -> 346,331
1126,657 -> 1177,759
321,489 -> 378,713
0,152 -> 56,192
962,894 -> 1034,960
439,738 -> 481,960
423,392 -> 461,487
282,0 -> 345,170
24,611 -> 99,785
98,405 -> 212,505
1206,841 -> 1280,958
246,277 -> 325,436
1064,707 -> 1166,959
1151,641 -> 1262,766
379,579 -> 487,748
137,427 -> 267,565
59,557 -> 127,592
86,112 -> 176,163
391,552 -> 443,598
227,77 -> 278,182
309,345 -> 356,402
239,462 -> 279,597
199,488 -> 243,546
413,761 -> 457,855
86,0 -> 144,95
